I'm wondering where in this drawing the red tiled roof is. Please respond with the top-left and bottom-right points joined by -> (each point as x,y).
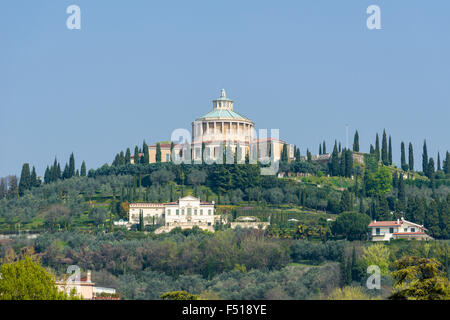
368,221 -> 403,227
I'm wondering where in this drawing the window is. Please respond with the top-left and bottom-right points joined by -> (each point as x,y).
389,227 -> 394,234
194,209 -> 197,215
167,209 -> 170,216
187,208 -> 191,215
376,228 -> 380,235
200,209 -> 203,215
404,228 -> 407,232
182,209 -> 185,215
411,228 -> 415,232
176,209 -> 179,216
208,209 -> 212,216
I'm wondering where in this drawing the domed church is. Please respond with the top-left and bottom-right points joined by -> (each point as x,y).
191,89 -> 255,162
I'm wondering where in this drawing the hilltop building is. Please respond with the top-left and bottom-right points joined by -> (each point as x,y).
130,89 -> 294,164
368,217 -> 433,241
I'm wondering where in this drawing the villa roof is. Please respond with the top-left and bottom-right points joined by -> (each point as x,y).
368,221 -> 402,227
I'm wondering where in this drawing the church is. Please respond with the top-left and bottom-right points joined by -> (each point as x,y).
130,89 -> 294,164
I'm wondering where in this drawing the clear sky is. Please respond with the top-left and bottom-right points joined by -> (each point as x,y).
1,0 -> 449,177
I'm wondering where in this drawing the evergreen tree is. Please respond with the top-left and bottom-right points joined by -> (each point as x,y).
142,141 -> 149,164
134,146 -> 139,164
125,148 -> 131,164
400,142 -> 408,171
69,153 -> 75,178
345,149 -> 353,177
80,161 -> 87,177
338,142 -> 342,153
381,130 -> 388,165
388,135 -> 393,165
370,144 -> 375,155
295,147 -> 301,162
428,157 -> 435,178
353,130 -> 360,152
44,166 -> 50,184
18,163 -> 31,196
281,143 -> 288,162
7,176 -> 19,199
331,141 -> 339,176
30,166 -> 38,188
408,143 -> 414,171
156,143 -> 162,163
398,174 -> 405,203
339,189 -> 352,212
306,149 -> 312,162
375,134 -> 380,162
444,151 -> 450,175
422,140 -> 429,176
437,152 -> 441,171
322,141 -> 327,154
319,144 -> 322,155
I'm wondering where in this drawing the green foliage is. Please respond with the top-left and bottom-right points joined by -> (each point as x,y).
0,251 -> 78,300
365,165 -> 392,196
160,290 -> 199,300
389,256 -> 450,300
331,212 -> 371,241
361,243 -> 391,275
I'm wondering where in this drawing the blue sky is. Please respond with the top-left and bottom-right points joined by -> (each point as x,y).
1,0 -> 449,177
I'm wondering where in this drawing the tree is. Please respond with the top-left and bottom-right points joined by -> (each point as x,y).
389,257 -> 450,300
122,148 -> 130,164
156,143 -> 162,163
322,141 -> 326,154
18,163 -> 31,196
422,140 -> 429,176
30,166 -> 38,188
381,130 -> 388,165
437,152 -> 441,171
365,165 -> 392,196
281,143 -> 288,162
400,142 -> 408,171
408,143 -> 414,171
339,190 -> 352,212
444,151 -> 450,175
388,135 -> 393,165
142,141 -> 149,164
295,147 -> 301,162
330,141 -> 339,176
134,146 -> 140,164
331,212 -> 371,241
353,130 -> 359,152
7,175 -> 18,199
69,153 -> 75,178
0,250 -> 78,300
319,144 -> 322,155
160,291 -> 199,300
361,243 -> 390,275
80,161 -> 87,177
375,133 -> 380,162
328,286 -> 375,300
187,169 -> 207,186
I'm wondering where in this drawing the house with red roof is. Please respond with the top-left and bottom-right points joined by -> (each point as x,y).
368,217 -> 433,241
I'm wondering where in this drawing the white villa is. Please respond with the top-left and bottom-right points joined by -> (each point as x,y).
368,217 -> 433,241
128,196 -> 222,233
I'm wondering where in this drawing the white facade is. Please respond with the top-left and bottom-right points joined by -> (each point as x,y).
369,218 -> 432,241
129,196 -> 218,233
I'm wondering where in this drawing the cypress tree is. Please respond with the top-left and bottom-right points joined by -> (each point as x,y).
69,153 -> 75,178
282,143 -> 288,162
125,148 -> 131,164
353,130 -> 359,152
338,142 -> 342,153
295,147 -> 301,162
142,141 -> 149,164
331,141 -> 339,176
428,157 -> 435,178
134,146 -> 139,164
388,135 -> 392,165
18,163 -> 31,196
444,151 -> 450,175
322,141 -> 326,154
319,144 -> 322,155
398,174 -> 405,202
422,140 -> 429,176
306,149 -> 312,162
370,144 -> 375,155
375,134 -> 380,162
408,143 -> 414,171
44,166 -> 50,184
345,149 -> 353,177
339,189 -> 352,212
400,142 -> 408,171
30,166 -> 38,187
339,148 -> 346,176
156,143 -> 161,162
80,161 -> 87,177
437,152 -> 441,171
381,130 -> 388,165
